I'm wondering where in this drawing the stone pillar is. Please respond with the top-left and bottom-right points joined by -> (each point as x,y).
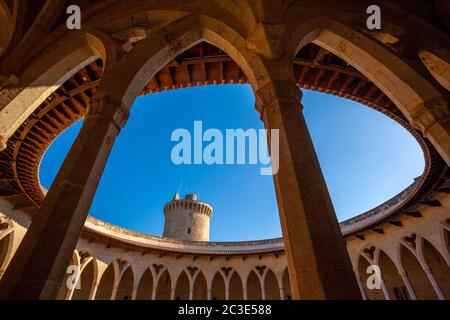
131,288 -> 137,300
66,278 -> 79,301
110,285 -> 118,300
151,284 -> 157,300
0,96 -> 129,300
261,280 -> 266,300
379,276 -> 391,300
278,285 -> 284,300
399,272 -> 417,300
243,284 -> 248,301
356,276 -> 368,300
422,266 -> 445,300
225,281 -> 230,300
89,284 -> 99,300
90,262 -> 108,300
255,77 -> 361,300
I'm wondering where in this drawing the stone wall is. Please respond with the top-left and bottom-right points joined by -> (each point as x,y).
0,193 -> 448,300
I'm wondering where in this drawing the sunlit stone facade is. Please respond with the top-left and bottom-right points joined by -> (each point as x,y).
0,190 -> 449,300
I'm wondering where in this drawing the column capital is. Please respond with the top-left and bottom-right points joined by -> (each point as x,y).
411,96 -> 450,133
255,79 -> 302,116
410,95 -> 450,165
89,95 -> 130,130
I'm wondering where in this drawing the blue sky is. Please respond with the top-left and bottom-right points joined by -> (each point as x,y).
40,85 -> 424,241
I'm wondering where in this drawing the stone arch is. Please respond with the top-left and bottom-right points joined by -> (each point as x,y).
115,266 -> 135,300
95,262 -> 116,300
282,269 -> 292,300
136,268 -> 154,300
71,256 -> 97,300
211,272 -> 226,300
378,250 -> 410,300
0,30 -> 114,150
247,270 -> 262,300
264,269 -> 280,300
400,244 -> 437,299
155,269 -> 171,300
93,13 -> 266,118
289,17 -> 450,165
174,270 -> 190,300
0,230 -> 13,279
421,238 -> 450,299
357,254 -> 384,300
193,272 -> 207,300
228,271 -> 243,300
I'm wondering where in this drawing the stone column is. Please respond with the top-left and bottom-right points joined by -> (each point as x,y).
66,278 -> 79,301
0,96 -> 129,300
110,285 -> 118,300
261,280 -> 266,300
89,284 -> 100,300
255,77 -> 361,300
399,272 -> 417,300
379,276 -> 391,300
131,288 -> 137,300
278,283 -> 284,301
356,276 -> 368,300
90,262 -> 108,300
151,283 -> 157,300
224,280 -> 230,300
422,266 -> 445,300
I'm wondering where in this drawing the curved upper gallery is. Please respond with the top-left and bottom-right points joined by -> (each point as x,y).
0,42 -> 447,247
39,84 -> 426,242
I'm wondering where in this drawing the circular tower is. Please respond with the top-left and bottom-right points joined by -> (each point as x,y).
163,194 -> 213,242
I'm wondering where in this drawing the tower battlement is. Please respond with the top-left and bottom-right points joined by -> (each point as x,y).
163,194 -> 213,241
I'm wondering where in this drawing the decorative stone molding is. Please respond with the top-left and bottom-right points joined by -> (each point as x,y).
89,95 -> 131,130
411,97 -> 450,133
78,251 -> 91,266
0,86 -> 22,150
117,259 -> 129,272
255,265 -> 267,276
362,247 -> 376,260
0,87 -> 21,111
255,79 -> 302,115
221,267 -> 233,278
152,264 -> 164,275
403,234 -> 417,249
186,266 -> 198,277
340,179 -> 422,235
